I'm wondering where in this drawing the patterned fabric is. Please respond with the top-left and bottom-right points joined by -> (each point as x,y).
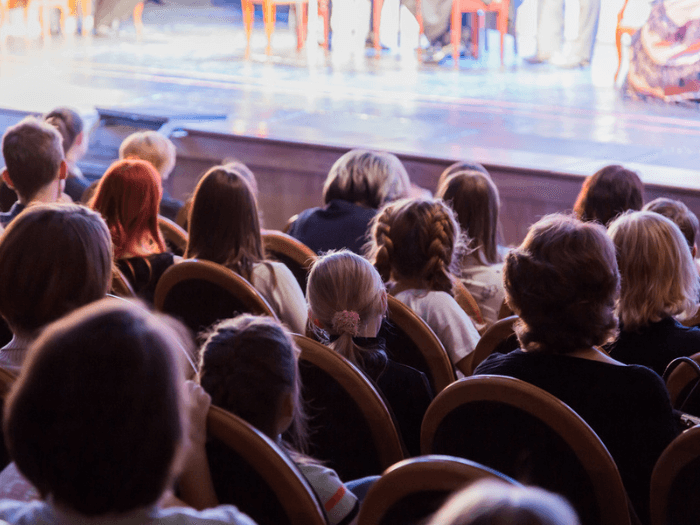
627,0 -> 700,101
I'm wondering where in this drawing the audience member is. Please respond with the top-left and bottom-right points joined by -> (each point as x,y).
437,166 -> 506,327
287,149 -> 410,254
0,117 -> 66,227
119,130 -> 183,221
306,250 -> 433,456
44,107 -> 90,202
199,314 -> 359,525
573,165 -> 644,226
185,164 -> 307,334
426,480 -> 580,525
435,161 -> 490,192
0,204 -> 112,373
474,213 -> 678,525
367,198 -> 480,376
606,210 -> 700,375
0,298 -> 256,524
90,158 -> 175,302
643,197 -> 699,255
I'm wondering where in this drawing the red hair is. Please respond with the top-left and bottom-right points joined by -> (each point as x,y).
90,159 -> 165,259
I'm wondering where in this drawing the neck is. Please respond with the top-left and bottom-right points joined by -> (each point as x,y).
390,277 -> 430,295
564,346 -> 622,365
18,181 -> 61,206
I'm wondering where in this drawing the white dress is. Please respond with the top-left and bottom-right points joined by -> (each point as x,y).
250,261 -> 308,335
460,258 -> 505,329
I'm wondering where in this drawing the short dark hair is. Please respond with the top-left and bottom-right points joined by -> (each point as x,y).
573,165 -> 644,226
44,107 -> 83,154
643,197 -> 699,249
504,214 -> 620,353
0,204 -> 112,336
2,117 -> 64,201
4,298 -> 186,516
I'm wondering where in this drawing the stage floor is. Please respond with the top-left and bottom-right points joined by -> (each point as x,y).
0,0 -> 699,191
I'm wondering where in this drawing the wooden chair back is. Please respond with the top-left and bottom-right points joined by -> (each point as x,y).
203,405 -> 327,525
110,267 -> 136,298
452,279 -> 485,333
467,315 -> 518,375
379,296 -> 455,394
0,366 -> 16,471
357,454 -> 518,525
650,425 -> 700,525
293,334 -> 405,480
158,215 -> 188,256
262,230 -> 317,293
154,260 -> 277,337
664,353 -> 700,416
421,375 -> 631,525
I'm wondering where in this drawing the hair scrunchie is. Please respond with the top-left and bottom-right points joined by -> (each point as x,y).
331,310 -> 361,337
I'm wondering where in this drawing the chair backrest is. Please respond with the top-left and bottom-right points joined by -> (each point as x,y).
467,315 -> 518,375
158,215 -> 188,256
451,279 -> 485,332
357,454 -> 518,525
203,405 -> 327,525
421,375 -> 631,525
292,334 -> 405,480
650,425 -> 700,525
664,353 -> 700,416
154,259 -> 278,337
110,267 -> 136,298
379,295 -> 455,394
261,230 -> 317,293
0,366 -> 16,471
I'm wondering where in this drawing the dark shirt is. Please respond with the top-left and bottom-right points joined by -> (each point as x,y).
0,202 -> 26,227
160,190 -> 184,223
116,252 -> 174,303
64,175 -> 91,203
287,200 -> 377,255
475,349 -> 678,525
608,317 -> 700,376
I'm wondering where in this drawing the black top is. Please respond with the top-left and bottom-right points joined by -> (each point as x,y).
160,190 -> 184,223
117,252 -> 174,303
64,175 -> 91,203
287,199 -> 377,255
475,349 -> 678,525
0,202 -> 25,227
608,317 -> 700,376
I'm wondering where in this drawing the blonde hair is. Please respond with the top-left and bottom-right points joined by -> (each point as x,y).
367,198 -> 466,294
322,150 -> 410,209
427,480 -> 580,525
608,210 -> 699,330
119,131 -> 177,179
307,250 -> 388,365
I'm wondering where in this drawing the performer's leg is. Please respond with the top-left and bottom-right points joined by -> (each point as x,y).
535,0 -> 563,60
570,0 -> 600,63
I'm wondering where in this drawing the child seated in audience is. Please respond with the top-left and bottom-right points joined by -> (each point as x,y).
607,210 -> 700,375
306,250 -> 433,456
474,213 -> 678,525
0,298 -> 255,525
185,164 -> 307,334
119,130 -> 183,221
366,198 -> 481,376
0,204 -> 112,373
437,165 -> 506,327
44,107 -> 90,203
427,480 -> 580,525
90,158 -> 175,302
573,165 -> 644,226
198,315 -> 359,525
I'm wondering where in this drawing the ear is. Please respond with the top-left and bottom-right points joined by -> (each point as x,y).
308,310 -> 323,329
74,131 -> 84,146
2,169 -> 14,190
58,160 -> 67,181
693,244 -> 697,259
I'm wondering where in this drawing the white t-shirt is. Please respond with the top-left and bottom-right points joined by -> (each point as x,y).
394,289 -> 481,369
251,261 -> 308,335
460,261 -> 505,329
0,499 -> 256,525
296,462 -> 358,525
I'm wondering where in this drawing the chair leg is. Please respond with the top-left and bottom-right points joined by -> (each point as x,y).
319,0 -> 328,49
471,12 -> 477,59
498,8 -> 507,66
133,1 -> 144,36
262,0 -> 274,55
451,3 -> 459,66
242,0 -> 253,56
296,2 -> 307,50
373,0 -> 382,54
614,28 -> 623,82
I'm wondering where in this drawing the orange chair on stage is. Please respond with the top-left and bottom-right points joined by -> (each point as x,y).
242,0 -> 329,56
451,0 -> 508,66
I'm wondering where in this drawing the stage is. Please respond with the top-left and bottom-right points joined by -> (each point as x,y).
0,0 -> 699,243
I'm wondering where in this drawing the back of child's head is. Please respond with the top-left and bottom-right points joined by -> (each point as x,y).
0,203 -> 112,337
643,197 -> 699,251
436,161 -> 490,191
44,107 -> 84,156
307,250 -> 387,364
119,130 -> 177,179
427,481 -> 580,525
90,158 -> 165,259
4,298 -> 188,516
437,170 -> 501,265
573,165 -> 644,226
367,198 -> 464,293
198,315 -> 307,452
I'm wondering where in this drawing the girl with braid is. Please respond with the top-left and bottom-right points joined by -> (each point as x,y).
306,250 -> 433,456
366,198 -> 481,376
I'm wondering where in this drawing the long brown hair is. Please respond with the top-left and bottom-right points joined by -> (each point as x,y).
185,164 -> 265,281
